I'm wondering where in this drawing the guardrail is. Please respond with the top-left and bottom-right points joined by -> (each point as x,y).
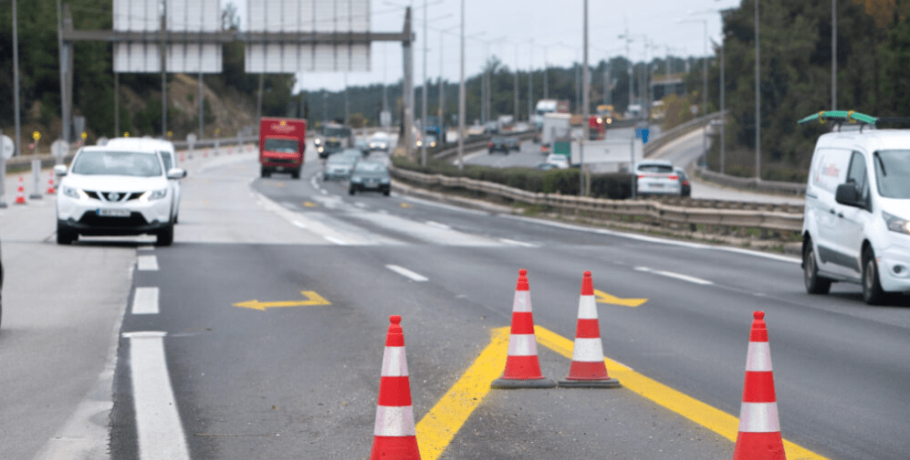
693,165 -> 807,196
390,166 -> 804,235
643,112 -> 723,158
432,131 -> 539,162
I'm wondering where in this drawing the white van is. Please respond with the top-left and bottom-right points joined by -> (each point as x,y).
802,126 -> 910,304
106,138 -> 184,223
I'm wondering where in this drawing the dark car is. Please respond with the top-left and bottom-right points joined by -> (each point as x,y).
675,167 -> 691,197
349,161 -> 391,196
504,137 -> 521,151
488,136 -> 510,154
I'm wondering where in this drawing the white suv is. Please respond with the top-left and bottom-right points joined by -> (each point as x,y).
802,125 -> 910,304
106,137 -> 183,223
55,146 -> 185,246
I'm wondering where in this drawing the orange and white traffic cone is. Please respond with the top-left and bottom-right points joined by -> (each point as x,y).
370,315 -> 421,460
180,151 -> 185,162
491,269 -> 556,389
46,174 -> 56,194
203,148 -> 209,158
15,176 -> 26,204
558,271 -> 621,388
731,311 -> 786,460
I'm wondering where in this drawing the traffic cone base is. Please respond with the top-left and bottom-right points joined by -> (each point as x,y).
491,269 -> 556,389
558,272 -> 621,388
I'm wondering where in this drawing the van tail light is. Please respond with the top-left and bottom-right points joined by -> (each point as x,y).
488,142 -> 493,148
668,175 -> 679,180
682,180 -> 690,186
637,175 -> 645,179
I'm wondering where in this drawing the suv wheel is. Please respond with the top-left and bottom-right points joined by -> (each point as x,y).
862,247 -> 886,305
803,240 -> 832,294
156,224 -> 174,247
56,222 -> 78,245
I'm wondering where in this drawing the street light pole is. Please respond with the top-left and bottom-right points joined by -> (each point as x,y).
581,0 -> 589,197
701,19 -> 707,165
755,0 -> 761,181
832,0 -> 837,110
543,45 -> 549,100
457,0 -> 465,170
514,43 -> 519,121
12,0 -> 22,157
528,39 -> 533,122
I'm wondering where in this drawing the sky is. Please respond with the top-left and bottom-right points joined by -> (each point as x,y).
230,0 -> 743,92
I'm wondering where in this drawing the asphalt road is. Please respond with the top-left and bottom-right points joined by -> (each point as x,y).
2,145 -> 909,460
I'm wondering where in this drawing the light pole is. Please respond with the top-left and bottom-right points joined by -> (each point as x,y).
12,0 -> 22,157
528,39 -> 534,122
514,43 -> 520,121
543,45 -> 549,100
677,18 -> 708,163
581,0 -> 589,197
419,9 -> 452,166
832,0 -> 837,110
439,25 -> 459,139
755,0 -> 761,181
457,0 -> 465,170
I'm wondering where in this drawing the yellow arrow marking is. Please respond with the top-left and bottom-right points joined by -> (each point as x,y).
400,203 -> 412,208
233,291 -> 330,311
303,201 -> 318,207
276,182 -> 285,187
594,289 -> 648,307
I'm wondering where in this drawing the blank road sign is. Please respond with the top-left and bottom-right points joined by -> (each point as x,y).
113,0 -> 162,72
245,0 -> 371,73
167,0 -> 223,73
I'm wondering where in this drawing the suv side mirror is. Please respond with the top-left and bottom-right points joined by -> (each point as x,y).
167,168 -> 187,180
835,183 -> 860,207
53,164 -> 68,177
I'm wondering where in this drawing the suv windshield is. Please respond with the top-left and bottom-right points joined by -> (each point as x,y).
323,127 -> 350,137
874,150 -> 910,198
71,151 -> 163,177
354,162 -> 387,174
264,138 -> 297,153
638,164 -> 673,173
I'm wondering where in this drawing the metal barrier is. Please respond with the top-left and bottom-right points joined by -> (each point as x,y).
390,166 -> 804,234
693,165 -> 807,196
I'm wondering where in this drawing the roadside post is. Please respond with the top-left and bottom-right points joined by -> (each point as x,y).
186,133 -> 196,160
0,131 -> 12,208
214,128 -> 220,155
29,131 -> 42,200
51,140 -> 68,167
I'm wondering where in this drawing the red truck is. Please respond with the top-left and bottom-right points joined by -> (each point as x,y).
259,117 -> 306,179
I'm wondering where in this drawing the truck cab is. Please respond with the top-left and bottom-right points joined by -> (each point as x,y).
314,123 -> 353,159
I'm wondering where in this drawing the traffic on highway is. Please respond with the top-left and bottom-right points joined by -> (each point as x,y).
2,1 -> 910,460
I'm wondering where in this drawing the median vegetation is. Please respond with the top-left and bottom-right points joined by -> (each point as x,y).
391,156 -> 633,199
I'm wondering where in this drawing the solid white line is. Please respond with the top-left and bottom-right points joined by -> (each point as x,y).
137,245 -> 155,251
122,331 -> 190,460
137,255 -> 159,271
425,220 -> 451,230
324,236 -> 348,245
386,265 -> 429,282
292,220 -> 308,229
132,287 -> 160,315
399,195 -> 491,216
635,266 -> 714,285
499,238 -> 537,248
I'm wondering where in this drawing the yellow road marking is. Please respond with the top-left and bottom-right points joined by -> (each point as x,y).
233,291 -> 330,311
400,203 -> 412,208
594,289 -> 648,307
276,182 -> 285,187
533,326 -> 830,460
416,328 -> 510,460
303,201 -> 318,207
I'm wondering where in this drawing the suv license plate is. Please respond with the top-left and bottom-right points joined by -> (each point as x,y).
98,209 -> 130,217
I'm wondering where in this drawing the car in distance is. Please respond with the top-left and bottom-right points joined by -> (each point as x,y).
488,136 -> 510,154
348,161 -> 391,196
801,125 -> 910,304
106,137 -> 183,222
544,154 -> 570,169
55,146 -> 185,246
675,167 -> 691,197
504,137 -> 521,151
634,160 -> 681,196
536,162 -> 559,171
323,153 -> 357,181
369,132 -> 390,152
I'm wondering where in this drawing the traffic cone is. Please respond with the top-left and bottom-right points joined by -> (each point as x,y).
558,271 -> 621,388
491,269 -> 556,389
14,176 -> 26,204
179,151 -> 185,162
203,148 -> 209,158
731,311 -> 786,460
370,315 -> 421,460
46,174 -> 56,194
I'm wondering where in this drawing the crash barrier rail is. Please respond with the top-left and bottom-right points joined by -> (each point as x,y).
643,112 -> 723,158
693,165 -> 807,196
390,166 -> 805,234
432,131 -> 539,162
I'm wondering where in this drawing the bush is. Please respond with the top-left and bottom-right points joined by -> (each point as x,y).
392,156 -> 633,200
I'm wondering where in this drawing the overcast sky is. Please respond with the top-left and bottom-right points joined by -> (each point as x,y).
231,0 -> 742,92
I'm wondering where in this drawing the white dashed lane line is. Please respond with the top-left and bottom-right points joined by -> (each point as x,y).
324,236 -> 348,246
425,221 -> 451,230
386,265 -> 429,282
132,287 -> 160,315
137,255 -> 159,271
122,332 -> 191,460
634,266 -> 714,285
499,238 -> 537,248
292,220 -> 308,229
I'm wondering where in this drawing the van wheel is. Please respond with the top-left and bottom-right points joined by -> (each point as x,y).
803,241 -> 831,294
862,247 -> 887,305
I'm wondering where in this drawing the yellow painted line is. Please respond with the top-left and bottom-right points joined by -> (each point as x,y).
400,203 -> 412,208
302,201 -> 318,207
233,291 -> 331,311
415,327 -> 510,460
594,289 -> 648,308
534,326 -> 830,460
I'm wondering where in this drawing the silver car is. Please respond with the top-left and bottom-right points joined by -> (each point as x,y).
635,160 -> 681,196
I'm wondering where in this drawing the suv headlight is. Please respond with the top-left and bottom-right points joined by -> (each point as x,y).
883,211 -> 910,235
141,189 -> 168,202
62,186 -> 82,199
314,138 -> 322,145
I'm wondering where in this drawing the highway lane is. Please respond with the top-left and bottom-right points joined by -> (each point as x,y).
3,145 -> 909,459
